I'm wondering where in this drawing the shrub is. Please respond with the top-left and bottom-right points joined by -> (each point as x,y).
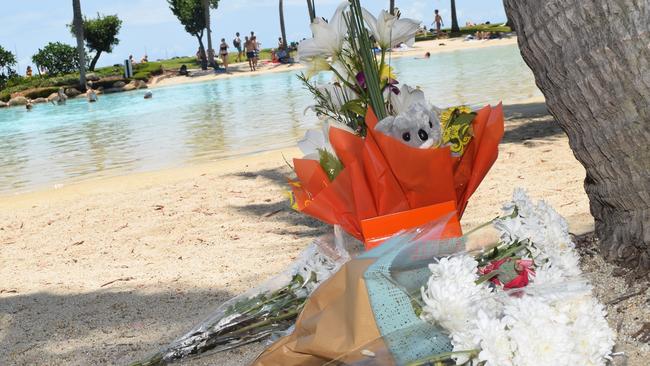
132,62 -> 163,81
32,42 -> 86,75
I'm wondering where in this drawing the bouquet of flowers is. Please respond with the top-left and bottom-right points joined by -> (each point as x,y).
291,1 -> 505,248
131,230 -> 359,365
253,190 -> 615,366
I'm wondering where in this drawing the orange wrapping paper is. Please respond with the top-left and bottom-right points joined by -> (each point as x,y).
291,104 -> 504,245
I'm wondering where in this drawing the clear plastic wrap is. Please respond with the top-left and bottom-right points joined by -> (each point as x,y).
132,226 -> 364,365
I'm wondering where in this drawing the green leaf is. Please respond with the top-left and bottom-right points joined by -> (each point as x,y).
495,260 -> 519,284
318,149 -> 344,181
340,99 -> 366,116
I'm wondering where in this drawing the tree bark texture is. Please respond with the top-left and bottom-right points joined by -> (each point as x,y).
203,0 -> 215,67
279,0 -> 288,49
89,51 -> 101,71
503,0 -> 650,272
450,0 -> 460,32
72,0 -> 86,89
390,0 -> 395,15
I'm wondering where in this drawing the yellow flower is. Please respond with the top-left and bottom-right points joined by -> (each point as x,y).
440,106 -> 474,156
379,63 -> 396,82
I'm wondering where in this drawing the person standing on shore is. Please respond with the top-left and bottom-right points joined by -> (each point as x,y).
434,9 -> 444,36
244,36 -> 256,71
251,35 -> 260,69
233,32 -> 243,62
219,38 -> 229,71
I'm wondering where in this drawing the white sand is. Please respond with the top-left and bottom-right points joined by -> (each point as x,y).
1,98 -> 647,365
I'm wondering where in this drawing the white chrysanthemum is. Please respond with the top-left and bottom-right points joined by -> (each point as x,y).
504,296 -> 574,366
420,255 -> 496,334
449,330 -> 478,365
474,310 -> 514,366
560,296 -> 614,366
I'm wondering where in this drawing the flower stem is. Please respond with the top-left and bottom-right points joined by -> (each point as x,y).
405,349 -> 479,366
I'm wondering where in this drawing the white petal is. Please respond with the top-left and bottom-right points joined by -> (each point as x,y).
298,129 -> 326,157
390,18 -> 421,46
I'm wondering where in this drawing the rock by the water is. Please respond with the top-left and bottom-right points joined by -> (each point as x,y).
32,97 -> 48,104
123,81 -> 138,92
8,96 -> 29,106
65,88 -> 82,98
136,80 -> 148,89
0,101 -> 7,108
113,81 -> 126,88
86,73 -> 100,81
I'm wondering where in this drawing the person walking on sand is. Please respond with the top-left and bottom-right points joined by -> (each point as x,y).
252,35 -> 260,69
433,9 -> 444,36
219,38 -> 229,71
245,36 -> 256,71
233,32 -> 243,62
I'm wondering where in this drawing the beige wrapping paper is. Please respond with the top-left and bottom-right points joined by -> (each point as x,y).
252,258 -> 394,366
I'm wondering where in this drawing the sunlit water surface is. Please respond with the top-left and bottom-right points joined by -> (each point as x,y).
0,44 -> 541,194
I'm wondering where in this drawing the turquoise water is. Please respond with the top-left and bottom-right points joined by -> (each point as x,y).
0,44 -> 541,194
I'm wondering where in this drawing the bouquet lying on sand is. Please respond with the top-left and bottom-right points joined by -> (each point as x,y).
134,2 -> 614,365
253,190 -> 615,366
290,1 -> 504,248
134,1 -> 504,364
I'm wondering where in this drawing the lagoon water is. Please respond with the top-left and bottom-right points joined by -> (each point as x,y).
0,44 -> 542,194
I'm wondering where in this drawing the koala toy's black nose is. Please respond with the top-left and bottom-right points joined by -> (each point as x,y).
418,129 -> 429,141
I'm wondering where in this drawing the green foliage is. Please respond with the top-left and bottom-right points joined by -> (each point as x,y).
0,45 -> 17,89
318,149 -> 344,181
32,42 -> 85,75
132,62 -> 163,81
415,23 -> 512,41
167,0 -> 214,37
69,14 -> 122,70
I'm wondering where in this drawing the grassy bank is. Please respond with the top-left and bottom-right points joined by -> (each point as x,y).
1,49 -> 278,101
416,23 -> 511,41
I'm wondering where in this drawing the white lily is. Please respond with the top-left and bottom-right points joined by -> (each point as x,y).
298,2 -> 349,61
361,9 -> 420,49
298,119 -> 354,160
388,84 -> 442,117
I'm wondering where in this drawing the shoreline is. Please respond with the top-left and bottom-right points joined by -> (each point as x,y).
150,37 -> 519,89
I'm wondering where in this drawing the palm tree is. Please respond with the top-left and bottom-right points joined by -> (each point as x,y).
450,0 -> 460,32
71,0 -> 86,89
389,0 -> 395,15
202,0 -> 214,67
306,0 -> 316,23
503,0 -> 650,272
279,0 -> 288,49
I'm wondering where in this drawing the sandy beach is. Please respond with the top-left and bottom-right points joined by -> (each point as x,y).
2,97 -> 648,365
151,37 -> 519,89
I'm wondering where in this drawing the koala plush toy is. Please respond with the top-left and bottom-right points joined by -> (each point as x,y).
375,102 -> 442,149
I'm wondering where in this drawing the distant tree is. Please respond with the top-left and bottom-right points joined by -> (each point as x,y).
32,42 -> 84,75
72,0 -> 87,88
69,14 -> 122,71
0,45 -> 17,89
450,0 -> 460,32
168,0 -> 219,70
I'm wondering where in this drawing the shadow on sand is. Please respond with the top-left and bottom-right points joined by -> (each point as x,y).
502,102 -> 565,144
0,288 -> 233,364
227,168 -> 329,239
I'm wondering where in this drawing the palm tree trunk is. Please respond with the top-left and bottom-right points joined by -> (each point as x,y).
196,33 -> 207,70
203,0 -> 215,67
306,0 -> 316,23
72,0 -> 86,89
89,51 -> 101,71
450,0 -> 460,32
503,0 -> 650,273
389,0 -> 395,15
279,0 -> 288,49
